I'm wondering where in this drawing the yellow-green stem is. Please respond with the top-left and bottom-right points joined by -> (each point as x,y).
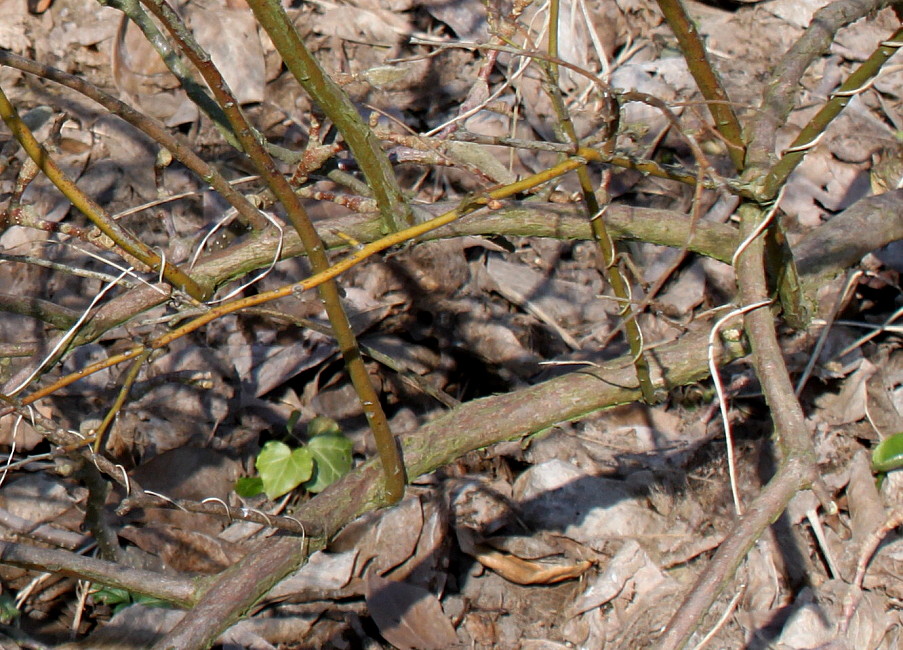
0,83 -> 206,300
93,349 -> 151,453
139,0 -> 405,502
545,1 -> 655,401
246,0 -> 413,233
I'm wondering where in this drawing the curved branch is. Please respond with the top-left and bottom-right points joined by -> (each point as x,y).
659,201 -> 818,649
160,316 -> 749,645
745,0 -> 893,177
0,50 -> 269,231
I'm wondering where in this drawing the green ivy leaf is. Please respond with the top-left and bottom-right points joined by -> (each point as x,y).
92,586 -> 135,613
286,409 -> 302,435
304,434 -> 353,493
307,415 -> 341,438
0,593 -> 17,624
234,476 -> 264,498
92,586 -> 132,607
256,441 -> 313,499
872,433 -> 903,473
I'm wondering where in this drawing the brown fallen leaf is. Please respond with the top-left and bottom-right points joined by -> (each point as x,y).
457,527 -> 592,585
469,543 -> 592,586
364,572 -> 458,650
119,525 -> 246,574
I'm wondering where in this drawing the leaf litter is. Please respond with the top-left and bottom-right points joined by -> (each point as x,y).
0,0 -> 900,647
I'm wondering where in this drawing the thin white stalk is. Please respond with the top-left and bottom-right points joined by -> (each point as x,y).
199,210 -> 285,304
708,301 -> 772,517
7,268 -> 134,396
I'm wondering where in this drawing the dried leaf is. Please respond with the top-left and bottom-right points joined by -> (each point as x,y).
331,496 -> 424,576
69,604 -> 184,648
312,3 -> 410,45
269,550 -> 358,600
393,498 -> 449,594
420,0 -> 488,40
569,540 -> 645,616
130,447 -> 241,534
226,336 -> 334,398
0,473 -> 84,529
365,573 -> 458,650
112,17 -> 197,125
513,459 -> 677,554
484,257 -> 595,328
119,525 -> 246,574
843,589 -> 888,650
841,452 -> 887,578
815,358 -> 874,426
0,402 -> 50,450
781,140 -> 867,227
467,542 -> 591,585
185,6 -> 266,105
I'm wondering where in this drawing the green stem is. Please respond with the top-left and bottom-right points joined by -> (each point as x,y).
655,0 -> 745,171
139,0 -> 405,503
246,0 -> 413,233
0,83 -> 206,300
761,25 -> 903,199
92,349 -> 152,453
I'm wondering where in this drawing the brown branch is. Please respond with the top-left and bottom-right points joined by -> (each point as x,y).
159,320 -> 748,645
117,494 -> 311,536
795,189 -> 903,278
0,541 -> 197,608
745,0 -> 893,179
659,201 -> 818,648
192,202 -> 740,290
0,293 -> 81,329
156,534 -> 310,649
1,318 -> 744,619
4,181 -> 896,627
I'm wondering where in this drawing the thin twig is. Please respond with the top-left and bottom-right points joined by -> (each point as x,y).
0,83 -> 206,300
134,0 -> 406,503
655,0 -> 745,171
